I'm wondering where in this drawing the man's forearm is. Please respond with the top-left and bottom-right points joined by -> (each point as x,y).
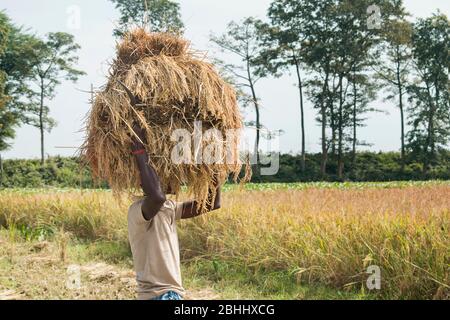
180,186 -> 221,219
134,152 -> 165,201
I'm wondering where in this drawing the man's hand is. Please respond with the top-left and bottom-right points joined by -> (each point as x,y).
180,174 -> 222,220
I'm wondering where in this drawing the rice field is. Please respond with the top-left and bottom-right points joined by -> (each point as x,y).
0,181 -> 449,300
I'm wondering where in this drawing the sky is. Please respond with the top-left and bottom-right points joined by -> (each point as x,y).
1,0 -> 449,159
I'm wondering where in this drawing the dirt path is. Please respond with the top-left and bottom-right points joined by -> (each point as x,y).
78,262 -> 220,300
0,235 -> 222,300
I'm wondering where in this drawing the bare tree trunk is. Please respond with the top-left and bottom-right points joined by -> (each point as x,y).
424,81 -> 436,175
330,100 -> 336,156
352,75 -> 357,170
330,76 -> 337,156
254,97 -> 261,164
425,110 -> 434,175
399,93 -> 405,170
426,85 -> 439,173
432,87 -> 439,158
396,50 -> 405,172
293,54 -> 306,172
40,77 -> 45,165
320,68 -> 330,178
337,74 -> 344,180
246,57 -> 260,167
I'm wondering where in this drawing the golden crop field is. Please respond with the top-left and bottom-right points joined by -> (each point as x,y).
0,182 -> 449,300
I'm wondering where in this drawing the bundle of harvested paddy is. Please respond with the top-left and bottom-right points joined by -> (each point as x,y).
81,29 -> 249,210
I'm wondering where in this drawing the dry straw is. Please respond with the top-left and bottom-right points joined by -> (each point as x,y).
81,28 -> 250,210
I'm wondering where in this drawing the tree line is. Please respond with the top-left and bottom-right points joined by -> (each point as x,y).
1,151 -> 449,188
1,0 -> 449,183
209,0 -> 449,180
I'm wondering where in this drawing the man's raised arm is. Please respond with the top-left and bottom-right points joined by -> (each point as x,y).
131,124 -> 166,221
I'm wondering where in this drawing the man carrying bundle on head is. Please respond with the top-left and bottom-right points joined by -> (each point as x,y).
127,122 -> 221,301
82,29 -> 249,301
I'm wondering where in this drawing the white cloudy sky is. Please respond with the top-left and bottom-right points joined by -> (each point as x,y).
1,0 -> 449,159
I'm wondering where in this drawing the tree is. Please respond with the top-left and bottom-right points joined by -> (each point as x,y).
0,13 -> 22,185
293,0 -> 374,179
267,0 -> 370,178
0,20 -> 41,124
0,57 -> 16,157
289,0 -> 404,180
27,32 -> 85,164
373,17 -> 412,170
210,17 -> 269,166
306,1 -> 338,178
0,108 -> 16,151
262,4 -> 309,172
348,68 -> 378,169
407,13 -> 450,174
329,0 -> 396,180
110,0 -> 184,36
0,13 -> 13,162
0,12 -> 40,160
0,11 -> 10,110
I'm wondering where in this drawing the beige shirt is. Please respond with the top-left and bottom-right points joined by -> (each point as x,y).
127,198 -> 185,300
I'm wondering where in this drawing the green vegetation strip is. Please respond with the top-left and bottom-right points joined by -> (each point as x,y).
1,180 -> 449,195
